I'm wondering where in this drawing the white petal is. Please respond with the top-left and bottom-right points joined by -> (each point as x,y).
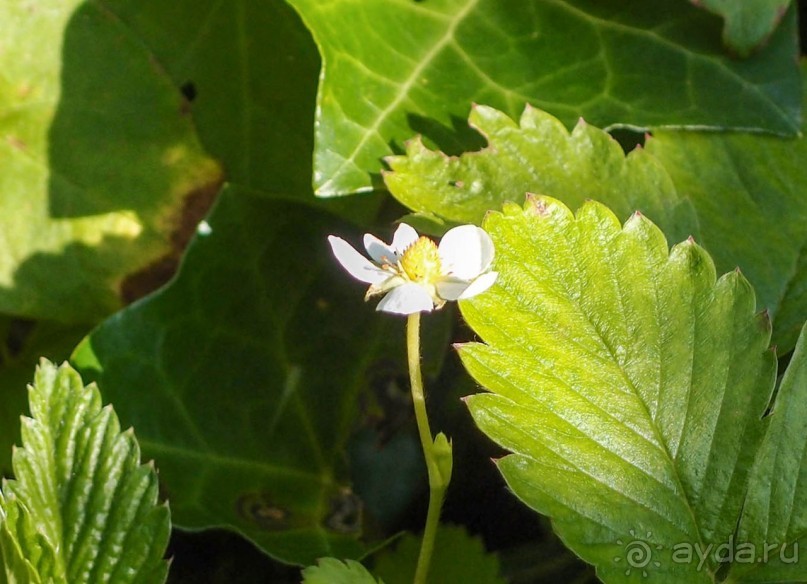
458,271 -> 498,299
376,283 -> 434,314
328,236 -> 389,284
435,277 -> 472,301
391,223 -> 419,254
363,233 -> 397,264
438,225 -> 494,280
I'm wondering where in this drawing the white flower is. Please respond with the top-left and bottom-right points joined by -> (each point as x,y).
328,223 -> 497,315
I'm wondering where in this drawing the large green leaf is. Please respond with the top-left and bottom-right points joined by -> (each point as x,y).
71,186 -> 401,565
732,323 -> 807,582
0,360 -> 169,582
97,0 -> 317,198
385,104 -> 697,244
460,197 -> 777,582
0,0 -> 222,322
645,104 -> 807,352
691,0 -> 791,55
288,0 -> 801,196
387,99 -> 807,352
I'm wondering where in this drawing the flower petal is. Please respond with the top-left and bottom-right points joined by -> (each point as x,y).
435,277 -> 472,301
438,225 -> 494,280
328,236 -> 389,284
376,283 -> 434,314
363,233 -> 398,264
458,271 -> 498,299
390,223 -> 419,254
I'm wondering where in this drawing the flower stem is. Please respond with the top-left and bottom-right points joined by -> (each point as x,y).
407,313 -> 451,584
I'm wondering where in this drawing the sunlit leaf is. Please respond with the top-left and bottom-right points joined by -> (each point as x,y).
0,0 -> 222,322
385,104 -> 697,245
0,360 -> 169,583
301,558 -> 381,584
288,0 -> 800,195
460,197 -> 776,582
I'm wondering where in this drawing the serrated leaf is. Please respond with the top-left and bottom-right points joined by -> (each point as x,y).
0,319 -> 89,477
373,525 -> 504,584
645,66 -> 807,351
0,0 -> 222,322
71,186 -> 402,565
301,558 -> 381,584
729,323 -> 807,582
460,197 -> 776,582
0,360 -> 169,583
691,0 -> 791,55
288,0 -> 801,196
385,104 -> 697,244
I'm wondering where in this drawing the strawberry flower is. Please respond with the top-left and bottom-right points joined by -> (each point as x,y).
328,223 -> 497,315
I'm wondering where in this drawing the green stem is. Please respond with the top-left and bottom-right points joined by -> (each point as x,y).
407,313 -> 450,584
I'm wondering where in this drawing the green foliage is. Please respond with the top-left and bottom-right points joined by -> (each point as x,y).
646,102 -> 807,350
0,360 -> 169,583
692,0 -> 791,55
373,525 -> 504,584
72,186 -> 401,565
0,0 -> 221,322
385,105 -> 696,242
288,0 -> 800,195
301,558 -> 381,584
386,99 -> 807,352
733,323 -> 807,582
1,0 -> 805,581
458,197 -> 807,582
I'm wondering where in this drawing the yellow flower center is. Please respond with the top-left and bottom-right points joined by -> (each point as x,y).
400,236 -> 442,283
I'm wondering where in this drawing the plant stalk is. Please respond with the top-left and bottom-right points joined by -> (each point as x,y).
407,313 -> 450,584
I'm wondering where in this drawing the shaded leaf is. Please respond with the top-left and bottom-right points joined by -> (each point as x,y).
288,0 -> 801,195
0,360 -> 169,583
372,525 -> 504,584
0,0 -> 222,322
71,186 -> 402,565
730,323 -> 807,582
92,0 -> 381,224
692,0 -> 791,55
301,558 -> 381,584
385,104 -> 697,244
646,71 -> 807,351
460,197 -> 776,582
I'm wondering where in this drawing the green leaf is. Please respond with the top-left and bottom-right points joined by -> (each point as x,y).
691,0 -> 791,55
288,0 -> 801,196
71,186 -> 401,565
385,104 -> 697,244
460,197 -> 776,582
0,319 -> 89,477
97,0 -> 316,198
729,322 -> 807,582
0,0 -> 222,322
301,558 -> 381,584
372,525 -> 505,584
645,76 -> 807,351
0,360 -> 170,583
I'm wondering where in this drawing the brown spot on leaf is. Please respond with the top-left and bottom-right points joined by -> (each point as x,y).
120,175 -> 223,304
236,492 -> 291,531
6,135 -> 27,151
